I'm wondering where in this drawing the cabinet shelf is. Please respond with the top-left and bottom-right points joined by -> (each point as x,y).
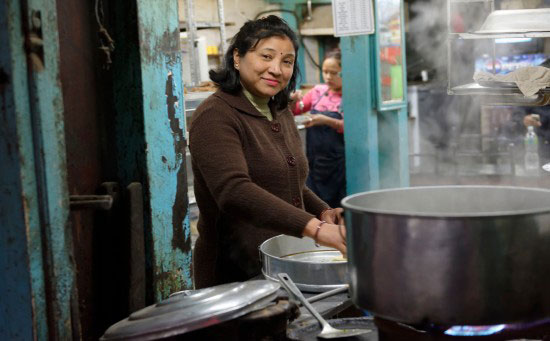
450,0 -> 493,2
450,83 -> 550,105
447,3 -> 550,105
450,31 -> 550,39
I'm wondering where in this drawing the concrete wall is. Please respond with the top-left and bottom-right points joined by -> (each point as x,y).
177,0 -> 335,86
178,0 -> 281,78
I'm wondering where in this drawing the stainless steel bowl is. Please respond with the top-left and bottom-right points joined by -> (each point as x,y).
259,234 -> 348,292
342,185 -> 550,326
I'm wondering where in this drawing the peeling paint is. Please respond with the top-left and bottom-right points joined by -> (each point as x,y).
165,72 -> 189,252
1,0 -> 50,338
136,0 -> 192,298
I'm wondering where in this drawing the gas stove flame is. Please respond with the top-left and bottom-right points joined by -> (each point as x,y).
444,324 -> 506,336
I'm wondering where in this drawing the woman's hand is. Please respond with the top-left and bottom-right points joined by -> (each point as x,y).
303,218 -> 347,256
304,115 -> 343,132
290,90 -> 303,102
320,208 -> 345,226
304,114 -> 329,127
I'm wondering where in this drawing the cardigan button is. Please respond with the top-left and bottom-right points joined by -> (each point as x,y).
292,196 -> 301,207
286,156 -> 296,166
271,123 -> 281,132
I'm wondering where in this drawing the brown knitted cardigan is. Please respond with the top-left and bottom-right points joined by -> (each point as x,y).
189,89 -> 329,289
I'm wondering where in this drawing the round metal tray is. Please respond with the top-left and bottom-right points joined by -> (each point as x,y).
259,235 -> 348,293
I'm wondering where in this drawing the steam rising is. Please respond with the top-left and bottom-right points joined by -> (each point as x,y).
406,0 -> 548,185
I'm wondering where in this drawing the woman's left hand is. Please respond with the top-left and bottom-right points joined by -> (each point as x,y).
320,208 -> 345,226
304,114 -> 328,127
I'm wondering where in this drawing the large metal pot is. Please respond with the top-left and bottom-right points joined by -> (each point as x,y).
342,185 -> 550,326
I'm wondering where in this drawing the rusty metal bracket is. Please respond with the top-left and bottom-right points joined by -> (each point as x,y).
69,195 -> 112,211
69,182 -> 120,211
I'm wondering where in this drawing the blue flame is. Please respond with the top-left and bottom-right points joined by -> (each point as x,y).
444,324 -> 506,336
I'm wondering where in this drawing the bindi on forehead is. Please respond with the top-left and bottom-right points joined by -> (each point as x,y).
260,47 -> 295,57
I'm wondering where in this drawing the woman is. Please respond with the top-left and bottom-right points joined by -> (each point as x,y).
291,50 -> 345,208
189,16 -> 346,289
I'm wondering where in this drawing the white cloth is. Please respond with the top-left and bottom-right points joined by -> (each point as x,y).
473,66 -> 550,96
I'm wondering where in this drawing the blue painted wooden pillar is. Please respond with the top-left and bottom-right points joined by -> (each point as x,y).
341,36 -> 380,193
374,0 -> 409,190
111,0 -> 191,302
378,107 -> 409,189
279,2 -> 307,88
1,0 -> 76,338
135,0 -> 192,299
342,0 -> 409,195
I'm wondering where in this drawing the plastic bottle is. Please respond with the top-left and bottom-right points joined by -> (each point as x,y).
524,126 -> 540,175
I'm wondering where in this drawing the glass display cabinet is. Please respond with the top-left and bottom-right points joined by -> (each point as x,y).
375,0 -> 407,111
447,0 -> 550,106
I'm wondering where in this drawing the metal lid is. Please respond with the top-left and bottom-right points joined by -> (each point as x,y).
100,280 -> 280,341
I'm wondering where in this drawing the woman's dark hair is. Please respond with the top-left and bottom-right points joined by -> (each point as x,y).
324,48 -> 341,67
209,15 -> 301,110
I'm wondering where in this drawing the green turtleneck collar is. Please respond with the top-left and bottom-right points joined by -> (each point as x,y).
242,86 -> 273,121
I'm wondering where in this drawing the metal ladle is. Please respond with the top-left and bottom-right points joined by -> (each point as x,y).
277,273 -> 370,339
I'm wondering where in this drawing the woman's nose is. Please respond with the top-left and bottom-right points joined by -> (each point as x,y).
268,62 -> 282,76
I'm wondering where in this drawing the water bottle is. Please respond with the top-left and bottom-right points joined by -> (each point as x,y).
524,126 -> 540,175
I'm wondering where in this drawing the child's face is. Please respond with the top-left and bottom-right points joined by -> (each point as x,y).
322,58 -> 342,92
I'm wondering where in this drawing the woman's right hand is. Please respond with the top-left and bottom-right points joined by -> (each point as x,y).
290,90 -> 303,102
524,114 -> 542,127
303,218 -> 347,256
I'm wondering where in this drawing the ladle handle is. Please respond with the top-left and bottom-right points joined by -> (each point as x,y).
277,273 -> 333,331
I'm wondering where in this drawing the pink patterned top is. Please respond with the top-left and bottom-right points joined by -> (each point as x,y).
292,84 -> 343,133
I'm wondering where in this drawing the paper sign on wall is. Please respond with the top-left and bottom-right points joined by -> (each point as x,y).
332,0 -> 375,37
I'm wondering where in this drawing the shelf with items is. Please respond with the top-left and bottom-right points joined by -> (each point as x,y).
182,0 -> 228,87
446,1 -> 550,104
179,21 -> 235,31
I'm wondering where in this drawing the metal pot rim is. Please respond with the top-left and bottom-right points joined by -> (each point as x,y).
341,185 -> 550,218
259,235 -> 345,265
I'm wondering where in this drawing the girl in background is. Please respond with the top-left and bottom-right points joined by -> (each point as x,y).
292,49 -> 345,208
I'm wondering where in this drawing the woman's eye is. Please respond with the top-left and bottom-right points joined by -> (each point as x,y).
262,54 -> 273,60
284,60 -> 294,66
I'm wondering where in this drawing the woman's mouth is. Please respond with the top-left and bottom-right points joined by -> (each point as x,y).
263,78 -> 279,86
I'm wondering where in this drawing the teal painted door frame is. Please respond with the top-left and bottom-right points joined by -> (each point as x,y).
1,0 -> 77,339
342,0 -> 409,194
279,3 -> 307,88
111,0 -> 192,301
1,1 -> 192,339
134,0 -> 192,299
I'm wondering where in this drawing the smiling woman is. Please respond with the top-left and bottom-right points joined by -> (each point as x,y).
234,36 -> 295,98
189,15 -> 347,289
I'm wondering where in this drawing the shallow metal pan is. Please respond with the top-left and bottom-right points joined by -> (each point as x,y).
259,235 -> 348,293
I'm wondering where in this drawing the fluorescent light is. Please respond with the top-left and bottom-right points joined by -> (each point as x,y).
495,38 -> 532,44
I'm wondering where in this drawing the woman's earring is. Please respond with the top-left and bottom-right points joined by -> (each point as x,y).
235,64 -> 239,69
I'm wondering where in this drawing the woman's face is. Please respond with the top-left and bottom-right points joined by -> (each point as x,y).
234,36 -> 295,98
322,57 -> 342,92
